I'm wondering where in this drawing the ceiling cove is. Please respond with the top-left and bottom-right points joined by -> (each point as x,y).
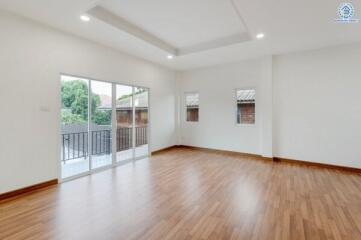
87,0 -> 252,56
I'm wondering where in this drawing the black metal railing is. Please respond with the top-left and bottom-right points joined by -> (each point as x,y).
135,126 -> 147,146
61,131 -> 89,162
61,126 -> 148,163
116,127 -> 132,152
115,126 -> 148,151
91,130 -> 111,156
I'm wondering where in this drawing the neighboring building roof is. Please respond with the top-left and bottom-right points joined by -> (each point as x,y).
116,91 -> 148,109
96,91 -> 148,110
237,89 -> 255,102
186,93 -> 199,107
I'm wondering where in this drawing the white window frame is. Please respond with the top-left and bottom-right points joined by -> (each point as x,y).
235,88 -> 256,126
184,91 -> 200,123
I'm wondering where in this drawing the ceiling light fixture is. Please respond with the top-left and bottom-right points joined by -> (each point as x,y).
256,33 -> 265,39
80,15 -> 90,22
167,55 -> 174,60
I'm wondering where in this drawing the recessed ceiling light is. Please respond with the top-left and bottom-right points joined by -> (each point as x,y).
167,55 -> 174,60
256,33 -> 265,39
80,15 -> 90,22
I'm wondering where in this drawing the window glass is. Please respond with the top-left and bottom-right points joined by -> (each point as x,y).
185,92 -> 199,122
237,89 -> 255,124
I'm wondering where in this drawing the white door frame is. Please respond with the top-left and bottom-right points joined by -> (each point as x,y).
59,73 -> 151,183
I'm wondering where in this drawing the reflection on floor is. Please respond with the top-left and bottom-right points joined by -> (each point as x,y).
61,144 -> 148,179
2,147 -> 361,240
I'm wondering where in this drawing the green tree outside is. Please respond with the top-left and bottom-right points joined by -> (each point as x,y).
61,80 -> 111,125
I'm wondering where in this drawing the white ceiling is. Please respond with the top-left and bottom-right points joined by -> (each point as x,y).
100,0 -> 247,49
0,0 -> 360,70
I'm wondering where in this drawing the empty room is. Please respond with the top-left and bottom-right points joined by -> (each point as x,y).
0,0 -> 360,239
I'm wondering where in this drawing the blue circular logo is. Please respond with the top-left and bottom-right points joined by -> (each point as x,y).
338,3 -> 354,19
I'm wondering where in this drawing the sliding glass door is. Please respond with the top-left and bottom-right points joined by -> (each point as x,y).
115,85 -> 150,161
134,87 -> 149,158
90,80 -> 113,170
116,85 -> 134,162
60,75 -> 150,180
60,76 -> 90,179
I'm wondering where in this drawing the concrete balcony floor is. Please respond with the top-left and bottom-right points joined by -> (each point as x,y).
61,145 -> 149,179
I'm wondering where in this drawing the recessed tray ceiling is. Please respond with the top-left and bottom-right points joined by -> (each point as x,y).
91,0 -> 250,55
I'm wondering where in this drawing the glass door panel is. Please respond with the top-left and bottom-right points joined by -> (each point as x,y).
116,85 -> 134,162
60,76 -> 90,178
90,80 -> 113,169
134,87 -> 149,158
61,76 -> 150,179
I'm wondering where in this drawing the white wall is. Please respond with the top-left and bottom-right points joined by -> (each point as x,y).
178,57 -> 273,156
178,43 -> 361,169
0,11 -> 177,193
1,10 -> 360,194
273,43 -> 361,168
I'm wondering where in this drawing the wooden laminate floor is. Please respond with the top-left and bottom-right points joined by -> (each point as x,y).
0,147 -> 360,240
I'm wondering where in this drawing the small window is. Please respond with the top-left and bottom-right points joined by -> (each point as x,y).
237,89 -> 255,124
185,92 -> 199,122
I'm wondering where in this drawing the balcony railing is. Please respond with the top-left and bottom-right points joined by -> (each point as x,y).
61,126 -> 148,163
